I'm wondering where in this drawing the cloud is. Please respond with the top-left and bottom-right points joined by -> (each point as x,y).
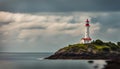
107,28 -> 118,33
0,11 -> 101,52
0,0 -> 120,52
1,11 -> 120,52
0,0 -> 120,13
0,11 -> 100,42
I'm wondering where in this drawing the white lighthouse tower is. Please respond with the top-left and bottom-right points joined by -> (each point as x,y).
80,19 -> 92,44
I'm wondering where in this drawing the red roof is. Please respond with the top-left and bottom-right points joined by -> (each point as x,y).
82,38 -> 91,40
85,24 -> 90,26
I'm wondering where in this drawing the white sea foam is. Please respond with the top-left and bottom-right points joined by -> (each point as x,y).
37,57 -> 44,60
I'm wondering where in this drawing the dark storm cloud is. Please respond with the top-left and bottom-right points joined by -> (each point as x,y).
91,13 -> 120,29
0,0 -> 120,12
90,13 -> 120,42
59,26 -> 77,31
0,22 -> 10,26
22,26 -> 46,30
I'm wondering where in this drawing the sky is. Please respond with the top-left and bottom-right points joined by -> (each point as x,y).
0,0 -> 120,52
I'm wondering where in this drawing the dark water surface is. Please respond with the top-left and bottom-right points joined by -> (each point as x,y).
0,53 -> 106,69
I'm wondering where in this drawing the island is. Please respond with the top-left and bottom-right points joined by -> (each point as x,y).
46,39 -> 120,59
45,19 -> 120,68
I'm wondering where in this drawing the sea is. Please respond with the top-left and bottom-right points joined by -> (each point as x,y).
0,53 -> 107,69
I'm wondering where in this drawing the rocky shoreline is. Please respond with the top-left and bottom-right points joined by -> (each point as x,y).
104,58 -> 120,69
45,52 -> 120,59
45,52 -> 120,69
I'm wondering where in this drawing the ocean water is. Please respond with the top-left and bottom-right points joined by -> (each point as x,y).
0,53 -> 106,69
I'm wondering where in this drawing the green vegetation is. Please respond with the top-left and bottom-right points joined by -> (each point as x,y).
117,42 -> 120,46
91,39 -> 120,51
57,39 -> 120,54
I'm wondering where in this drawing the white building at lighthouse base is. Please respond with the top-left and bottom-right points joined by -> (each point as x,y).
80,37 -> 91,44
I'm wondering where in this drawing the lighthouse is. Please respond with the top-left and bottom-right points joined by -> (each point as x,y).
80,19 -> 92,44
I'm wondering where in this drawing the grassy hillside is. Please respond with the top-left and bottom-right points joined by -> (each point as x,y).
56,39 -> 120,54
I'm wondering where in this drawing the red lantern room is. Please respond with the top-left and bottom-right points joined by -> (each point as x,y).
85,19 -> 90,26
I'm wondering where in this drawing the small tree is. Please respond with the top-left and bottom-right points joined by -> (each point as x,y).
117,42 -> 120,46
94,39 -> 104,45
106,42 -> 119,51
